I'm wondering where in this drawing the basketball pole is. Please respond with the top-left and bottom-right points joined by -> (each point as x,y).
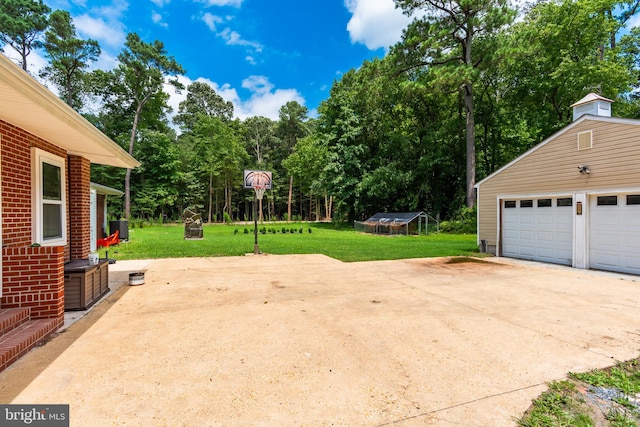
254,190 -> 259,254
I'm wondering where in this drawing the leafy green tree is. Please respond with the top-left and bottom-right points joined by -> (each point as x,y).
393,0 -> 516,208
191,116 -> 249,222
111,33 -> 185,219
0,0 -> 50,71
499,0 -> 634,143
276,101 -> 309,221
40,9 -> 100,109
243,116 -> 278,166
131,130 -> 180,220
282,134 -> 329,220
318,69 -> 366,222
174,81 -> 234,131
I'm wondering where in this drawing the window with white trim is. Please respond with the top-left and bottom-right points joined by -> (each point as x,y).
32,148 -> 66,246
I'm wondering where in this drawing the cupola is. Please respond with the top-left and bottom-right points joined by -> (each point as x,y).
571,93 -> 613,121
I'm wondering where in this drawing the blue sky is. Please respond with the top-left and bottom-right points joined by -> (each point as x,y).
21,0 -> 414,120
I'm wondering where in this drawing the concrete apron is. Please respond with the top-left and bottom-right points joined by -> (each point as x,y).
0,255 -> 639,426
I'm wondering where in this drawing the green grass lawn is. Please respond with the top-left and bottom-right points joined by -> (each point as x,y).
98,222 -> 479,262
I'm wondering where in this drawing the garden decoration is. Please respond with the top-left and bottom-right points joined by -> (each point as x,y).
183,208 -> 203,240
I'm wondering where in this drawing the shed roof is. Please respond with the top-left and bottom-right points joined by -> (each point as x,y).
364,212 -> 424,224
0,53 -> 139,169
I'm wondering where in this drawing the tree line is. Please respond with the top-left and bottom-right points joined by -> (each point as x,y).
2,0 -> 640,224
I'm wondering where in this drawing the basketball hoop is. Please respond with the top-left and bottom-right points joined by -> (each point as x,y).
243,170 -> 272,255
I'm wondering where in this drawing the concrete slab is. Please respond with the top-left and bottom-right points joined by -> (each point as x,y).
1,255 -> 639,426
63,259 -> 154,330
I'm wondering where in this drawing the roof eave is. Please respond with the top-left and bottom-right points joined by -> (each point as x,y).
0,53 -> 140,169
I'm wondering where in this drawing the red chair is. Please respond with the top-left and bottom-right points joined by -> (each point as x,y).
97,230 -> 119,249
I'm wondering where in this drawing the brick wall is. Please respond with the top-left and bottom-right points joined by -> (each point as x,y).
0,119 -> 91,326
0,120 -> 69,257
69,155 -> 91,260
1,246 -> 65,326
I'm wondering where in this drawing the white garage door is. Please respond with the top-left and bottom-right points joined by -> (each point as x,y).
502,197 -> 573,265
589,194 -> 640,274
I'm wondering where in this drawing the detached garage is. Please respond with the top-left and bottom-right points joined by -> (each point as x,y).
476,93 -> 640,275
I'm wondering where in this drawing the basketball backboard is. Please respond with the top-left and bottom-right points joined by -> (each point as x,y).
243,170 -> 272,189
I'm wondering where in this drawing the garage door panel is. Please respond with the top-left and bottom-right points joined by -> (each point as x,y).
589,196 -> 640,275
519,230 -> 535,240
536,231 -> 555,242
518,213 -> 534,224
624,215 -> 640,227
536,215 -> 554,225
557,215 -> 573,226
536,248 -> 557,259
502,199 -> 573,266
503,230 -> 517,240
626,235 -> 640,250
503,215 -> 517,225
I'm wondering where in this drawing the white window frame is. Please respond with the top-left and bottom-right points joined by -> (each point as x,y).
32,147 -> 67,246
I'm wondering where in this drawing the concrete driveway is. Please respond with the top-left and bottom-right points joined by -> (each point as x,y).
1,255 -> 639,426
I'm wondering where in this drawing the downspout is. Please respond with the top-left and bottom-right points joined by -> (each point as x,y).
67,155 -> 72,260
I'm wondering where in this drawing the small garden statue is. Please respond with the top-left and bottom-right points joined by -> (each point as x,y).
183,207 -> 203,240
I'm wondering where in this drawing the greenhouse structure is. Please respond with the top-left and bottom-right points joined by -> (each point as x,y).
355,212 -> 436,236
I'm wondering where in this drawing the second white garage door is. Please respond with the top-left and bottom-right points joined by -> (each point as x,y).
502,197 -> 573,265
589,194 -> 640,275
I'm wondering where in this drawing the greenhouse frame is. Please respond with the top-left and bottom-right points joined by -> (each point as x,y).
355,212 -> 437,236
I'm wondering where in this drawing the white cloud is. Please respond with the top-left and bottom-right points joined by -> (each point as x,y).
237,76 -> 304,120
75,14 -> 127,48
1,45 -> 49,78
152,11 -> 169,28
164,75 -> 305,123
150,0 -> 170,6
218,28 -> 263,52
194,0 -> 243,6
200,14 -> 263,53
201,12 -> 224,31
74,0 -> 129,48
628,12 -> 640,30
345,0 -> 411,50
